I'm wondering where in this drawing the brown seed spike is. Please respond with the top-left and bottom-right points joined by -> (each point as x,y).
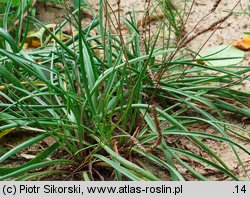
149,105 -> 162,151
211,0 -> 222,12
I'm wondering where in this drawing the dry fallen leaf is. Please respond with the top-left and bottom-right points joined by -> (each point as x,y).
43,136 -> 56,146
20,153 -> 36,160
199,45 -> 244,66
232,35 -> 250,51
24,24 -> 70,49
137,14 -> 164,28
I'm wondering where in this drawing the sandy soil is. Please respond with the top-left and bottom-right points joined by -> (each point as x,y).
33,0 -> 250,180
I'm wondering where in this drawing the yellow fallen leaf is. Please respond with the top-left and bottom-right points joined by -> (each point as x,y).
25,24 -> 69,49
51,33 -> 70,43
232,35 -> 250,51
26,29 -> 44,48
27,37 -> 42,48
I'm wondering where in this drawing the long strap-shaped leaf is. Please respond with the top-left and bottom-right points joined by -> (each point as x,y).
91,135 -> 160,181
0,28 -> 18,52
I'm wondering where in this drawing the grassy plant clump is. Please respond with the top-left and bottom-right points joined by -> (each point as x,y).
0,0 -> 249,180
